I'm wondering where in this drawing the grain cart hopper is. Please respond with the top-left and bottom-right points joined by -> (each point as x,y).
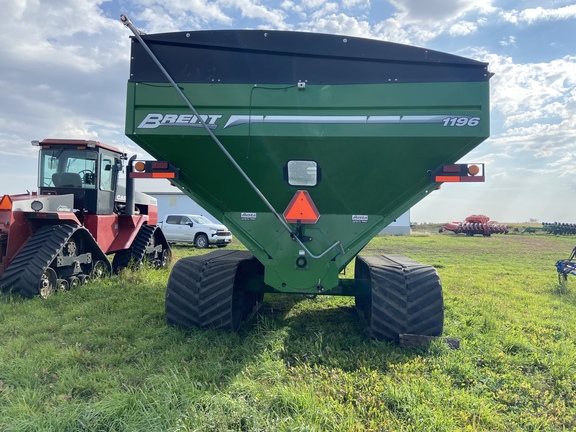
122,16 -> 491,341
0,139 -> 172,298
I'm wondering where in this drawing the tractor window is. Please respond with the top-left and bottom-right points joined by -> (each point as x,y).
99,155 -> 116,192
39,149 -> 97,188
40,154 -> 59,187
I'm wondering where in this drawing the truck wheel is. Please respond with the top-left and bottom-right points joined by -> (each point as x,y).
194,234 -> 209,249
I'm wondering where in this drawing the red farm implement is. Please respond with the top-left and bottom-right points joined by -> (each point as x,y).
439,215 -> 508,237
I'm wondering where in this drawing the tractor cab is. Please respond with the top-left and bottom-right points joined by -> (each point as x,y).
35,139 -> 125,215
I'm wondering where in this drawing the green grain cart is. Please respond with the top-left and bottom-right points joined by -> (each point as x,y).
121,15 -> 490,341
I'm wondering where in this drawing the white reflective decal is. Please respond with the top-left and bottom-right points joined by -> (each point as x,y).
224,115 -> 480,129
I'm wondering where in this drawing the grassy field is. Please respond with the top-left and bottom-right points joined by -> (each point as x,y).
1,231 -> 576,431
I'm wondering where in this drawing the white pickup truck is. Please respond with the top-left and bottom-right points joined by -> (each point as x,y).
158,214 -> 232,248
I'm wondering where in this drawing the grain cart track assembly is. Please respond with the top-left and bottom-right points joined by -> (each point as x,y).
121,15 -> 491,341
0,139 -> 172,298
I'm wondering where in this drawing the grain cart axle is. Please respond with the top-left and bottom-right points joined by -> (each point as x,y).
121,15 -> 491,341
439,215 -> 508,237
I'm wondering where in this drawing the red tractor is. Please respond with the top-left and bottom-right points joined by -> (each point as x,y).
0,139 -> 172,298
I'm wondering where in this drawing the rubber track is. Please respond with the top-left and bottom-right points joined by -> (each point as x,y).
355,254 -> 443,341
1,225 -> 84,297
130,225 -> 156,263
165,250 -> 256,331
112,225 -> 168,273
112,225 -> 154,272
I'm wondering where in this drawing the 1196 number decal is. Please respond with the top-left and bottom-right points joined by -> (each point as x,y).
442,117 -> 480,127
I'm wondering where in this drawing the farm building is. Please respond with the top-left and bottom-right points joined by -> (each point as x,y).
135,178 -> 411,235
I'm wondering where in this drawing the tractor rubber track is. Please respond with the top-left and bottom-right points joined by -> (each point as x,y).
113,225 -> 170,273
0,224 -> 108,298
355,254 -> 443,342
165,249 -> 259,331
112,224 -> 155,273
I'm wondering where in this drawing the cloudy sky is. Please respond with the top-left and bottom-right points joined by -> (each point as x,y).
1,0 -> 575,223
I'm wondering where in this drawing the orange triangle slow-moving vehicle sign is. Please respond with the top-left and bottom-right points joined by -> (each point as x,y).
0,195 -> 13,211
283,190 -> 320,224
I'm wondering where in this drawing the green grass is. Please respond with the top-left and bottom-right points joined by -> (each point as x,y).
2,233 -> 576,431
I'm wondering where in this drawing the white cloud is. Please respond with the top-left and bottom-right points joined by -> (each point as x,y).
212,0 -> 285,28
301,13 -> 372,37
280,0 -> 306,18
548,152 -> 576,168
135,0 -> 290,30
372,0 -> 496,45
475,52 -> 576,129
341,0 -> 369,9
501,4 -> 576,24
136,7 -> 185,32
388,0 -> 496,23
451,48 -> 576,205
300,0 -> 327,9
448,21 -> 477,36
499,35 -> 516,47
0,0 -> 125,69
309,3 -> 340,20
373,18 -> 437,45
163,0 -> 233,25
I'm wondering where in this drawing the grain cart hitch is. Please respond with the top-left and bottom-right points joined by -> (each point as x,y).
556,246 -> 576,284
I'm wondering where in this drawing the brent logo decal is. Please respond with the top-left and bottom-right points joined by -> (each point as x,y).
137,113 -> 222,129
